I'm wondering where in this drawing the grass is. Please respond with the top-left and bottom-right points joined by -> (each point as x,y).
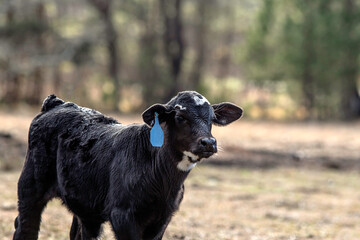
1,166 -> 360,240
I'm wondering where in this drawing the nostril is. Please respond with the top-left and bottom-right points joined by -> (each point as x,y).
200,139 -> 208,146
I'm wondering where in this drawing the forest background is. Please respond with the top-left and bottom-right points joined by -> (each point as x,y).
1,0 -> 360,120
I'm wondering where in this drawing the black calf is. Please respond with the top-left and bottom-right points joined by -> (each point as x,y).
13,91 -> 242,240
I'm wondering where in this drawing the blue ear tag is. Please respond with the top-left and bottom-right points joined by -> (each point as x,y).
150,112 -> 164,147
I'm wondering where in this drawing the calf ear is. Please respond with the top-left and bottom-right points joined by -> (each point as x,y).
142,104 -> 174,126
212,102 -> 243,126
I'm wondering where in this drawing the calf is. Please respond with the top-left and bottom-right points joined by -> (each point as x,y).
13,91 -> 242,240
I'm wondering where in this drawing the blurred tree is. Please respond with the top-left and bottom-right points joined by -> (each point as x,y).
124,0 -> 164,105
2,3 -> 20,104
87,0 -> 120,111
311,0 -> 339,118
216,1 -> 236,80
188,0 -> 209,91
245,0 -> 277,81
26,2 -> 46,105
245,0 -> 360,119
339,0 -> 360,119
1,1 -> 51,105
159,0 -> 185,99
299,0 -> 316,118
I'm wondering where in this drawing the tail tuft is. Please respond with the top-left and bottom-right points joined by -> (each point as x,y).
41,94 -> 65,112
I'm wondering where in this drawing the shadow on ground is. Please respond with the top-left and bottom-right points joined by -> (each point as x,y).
208,145 -> 360,171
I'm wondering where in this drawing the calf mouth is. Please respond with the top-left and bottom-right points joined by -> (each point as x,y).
183,149 -> 216,164
199,151 -> 215,159
191,151 -> 215,161
179,150 -> 215,171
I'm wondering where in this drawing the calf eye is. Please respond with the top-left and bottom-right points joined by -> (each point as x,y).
175,115 -> 188,124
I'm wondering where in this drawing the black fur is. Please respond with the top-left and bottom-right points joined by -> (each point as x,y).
13,91 -> 243,240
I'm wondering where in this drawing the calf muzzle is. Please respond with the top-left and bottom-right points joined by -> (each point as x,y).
197,137 -> 217,158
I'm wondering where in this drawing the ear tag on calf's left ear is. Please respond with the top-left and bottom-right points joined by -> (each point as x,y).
150,112 -> 164,147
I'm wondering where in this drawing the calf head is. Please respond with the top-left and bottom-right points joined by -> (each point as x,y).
142,91 -> 243,171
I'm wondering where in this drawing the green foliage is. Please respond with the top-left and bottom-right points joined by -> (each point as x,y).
244,0 -> 360,119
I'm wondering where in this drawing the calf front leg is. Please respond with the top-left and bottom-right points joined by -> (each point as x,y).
70,216 -> 81,240
70,216 -> 102,240
143,215 -> 172,240
110,208 -> 140,240
13,159 -> 53,240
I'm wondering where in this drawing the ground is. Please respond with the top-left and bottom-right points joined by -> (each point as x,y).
0,110 -> 359,240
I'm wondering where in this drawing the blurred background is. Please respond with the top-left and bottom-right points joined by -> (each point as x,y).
1,0 -> 360,239
1,0 -> 359,119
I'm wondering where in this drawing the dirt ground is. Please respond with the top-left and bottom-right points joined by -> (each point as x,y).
0,110 -> 359,239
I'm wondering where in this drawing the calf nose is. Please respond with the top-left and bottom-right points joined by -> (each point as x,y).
199,137 -> 217,153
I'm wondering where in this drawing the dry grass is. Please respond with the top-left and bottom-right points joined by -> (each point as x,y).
0,110 -> 360,239
1,167 -> 360,240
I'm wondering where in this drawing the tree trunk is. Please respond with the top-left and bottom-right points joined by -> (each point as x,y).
27,2 -> 46,105
2,4 -> 20,104
87,0 -> 120,111
53,65 -> 62,95
302,65 -> 315,118
217,2 -> 235,80
340,0 -> 360,119
159,0 -> 185,99
3,73 -> 20,104
189,0 -> 207,91
139,31 -> 160,106
301,1 -> 316,119
105,13 -> 120,110
28,69 -> 44,105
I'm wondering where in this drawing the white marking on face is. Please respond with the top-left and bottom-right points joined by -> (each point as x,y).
177,151 -> 199,171
193,95 -> 210,106
184,151 -> 199,161
175,104 -> 187,110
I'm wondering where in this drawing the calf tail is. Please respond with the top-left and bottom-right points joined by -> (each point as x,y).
41,94 -> 65,112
